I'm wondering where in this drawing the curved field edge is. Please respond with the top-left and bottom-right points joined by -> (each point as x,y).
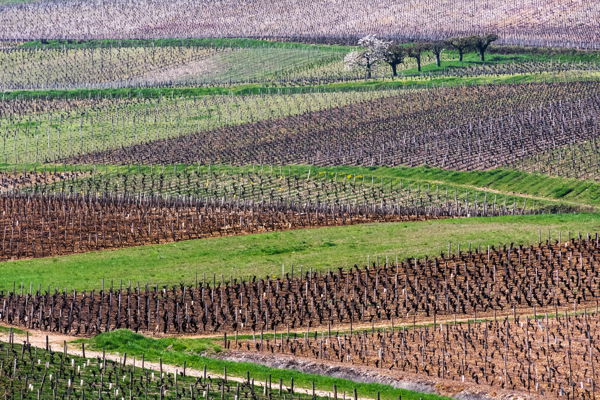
74,330 -> 451,400
2,70 -> 600,100
308,166 -> 600,208
0,213 -> 598,292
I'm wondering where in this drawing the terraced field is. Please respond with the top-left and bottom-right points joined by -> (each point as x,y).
65,82 -> 600,170
1,3 -> 600,399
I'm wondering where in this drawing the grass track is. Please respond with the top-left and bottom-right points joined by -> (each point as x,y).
18,38 -> 354,52
0,213 -> 598,291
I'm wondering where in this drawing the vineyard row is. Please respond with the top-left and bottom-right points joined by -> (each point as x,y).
1,235 -> 599,335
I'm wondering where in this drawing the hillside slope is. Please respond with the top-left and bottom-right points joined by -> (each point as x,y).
1,0 -> 598,48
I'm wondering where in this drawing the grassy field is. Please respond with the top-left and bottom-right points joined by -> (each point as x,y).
0,213 -> 597,291
77,330 -> 451,400
0,325 -> 24,334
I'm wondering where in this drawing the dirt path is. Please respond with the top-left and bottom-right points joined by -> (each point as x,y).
0,319 -> 554,400
0,326 -> 377,400
1,301 -> 583,399
144,303 -> 585,340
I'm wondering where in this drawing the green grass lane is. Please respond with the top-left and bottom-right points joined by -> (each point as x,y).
0,325 -> 25,334
18,38 -> 354,52
0,213 -> 598,291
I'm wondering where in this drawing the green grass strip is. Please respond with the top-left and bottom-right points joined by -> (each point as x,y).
18,38 -> 353,52
2,70 -> 599,100
77,330 -> 450,400
1,213 -> 598,292
0,325 -> 26,334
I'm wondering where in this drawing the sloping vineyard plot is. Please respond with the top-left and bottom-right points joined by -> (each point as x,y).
236,312 -> 600,398
68,82 -> 600,170
511,139 -> 600,182
1,236 -> 599,336
0,46 -> 220,90
0,46 -> 347,90
1,0 -> 599,49
0,90 -> 399,164
0,170 -> 89,192
17,167 -> 567,215
0,193 -> 430,261
427,60 -> 600,77
0,340 -> 334,400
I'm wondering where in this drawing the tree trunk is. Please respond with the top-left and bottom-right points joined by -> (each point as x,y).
366,65 -> 372,80
416,57 -> 422,72
480,49 -> 485,62
435,53 -> 441,67
391,63 -> 398,77
459,50 -> 464,62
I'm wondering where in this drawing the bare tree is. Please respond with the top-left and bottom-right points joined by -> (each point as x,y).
470,34 -> 499,61
382,42 -> 405,77
447,37 -> 472,62
406,43 -> 430,72
344,35 -> 386,79
429,41 -> 446,67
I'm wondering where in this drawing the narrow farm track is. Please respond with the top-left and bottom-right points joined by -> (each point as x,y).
417,179 -> 600,211
161,304 -> 593,340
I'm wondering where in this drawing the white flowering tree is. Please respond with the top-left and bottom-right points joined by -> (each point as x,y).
344,35 -> 387,79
